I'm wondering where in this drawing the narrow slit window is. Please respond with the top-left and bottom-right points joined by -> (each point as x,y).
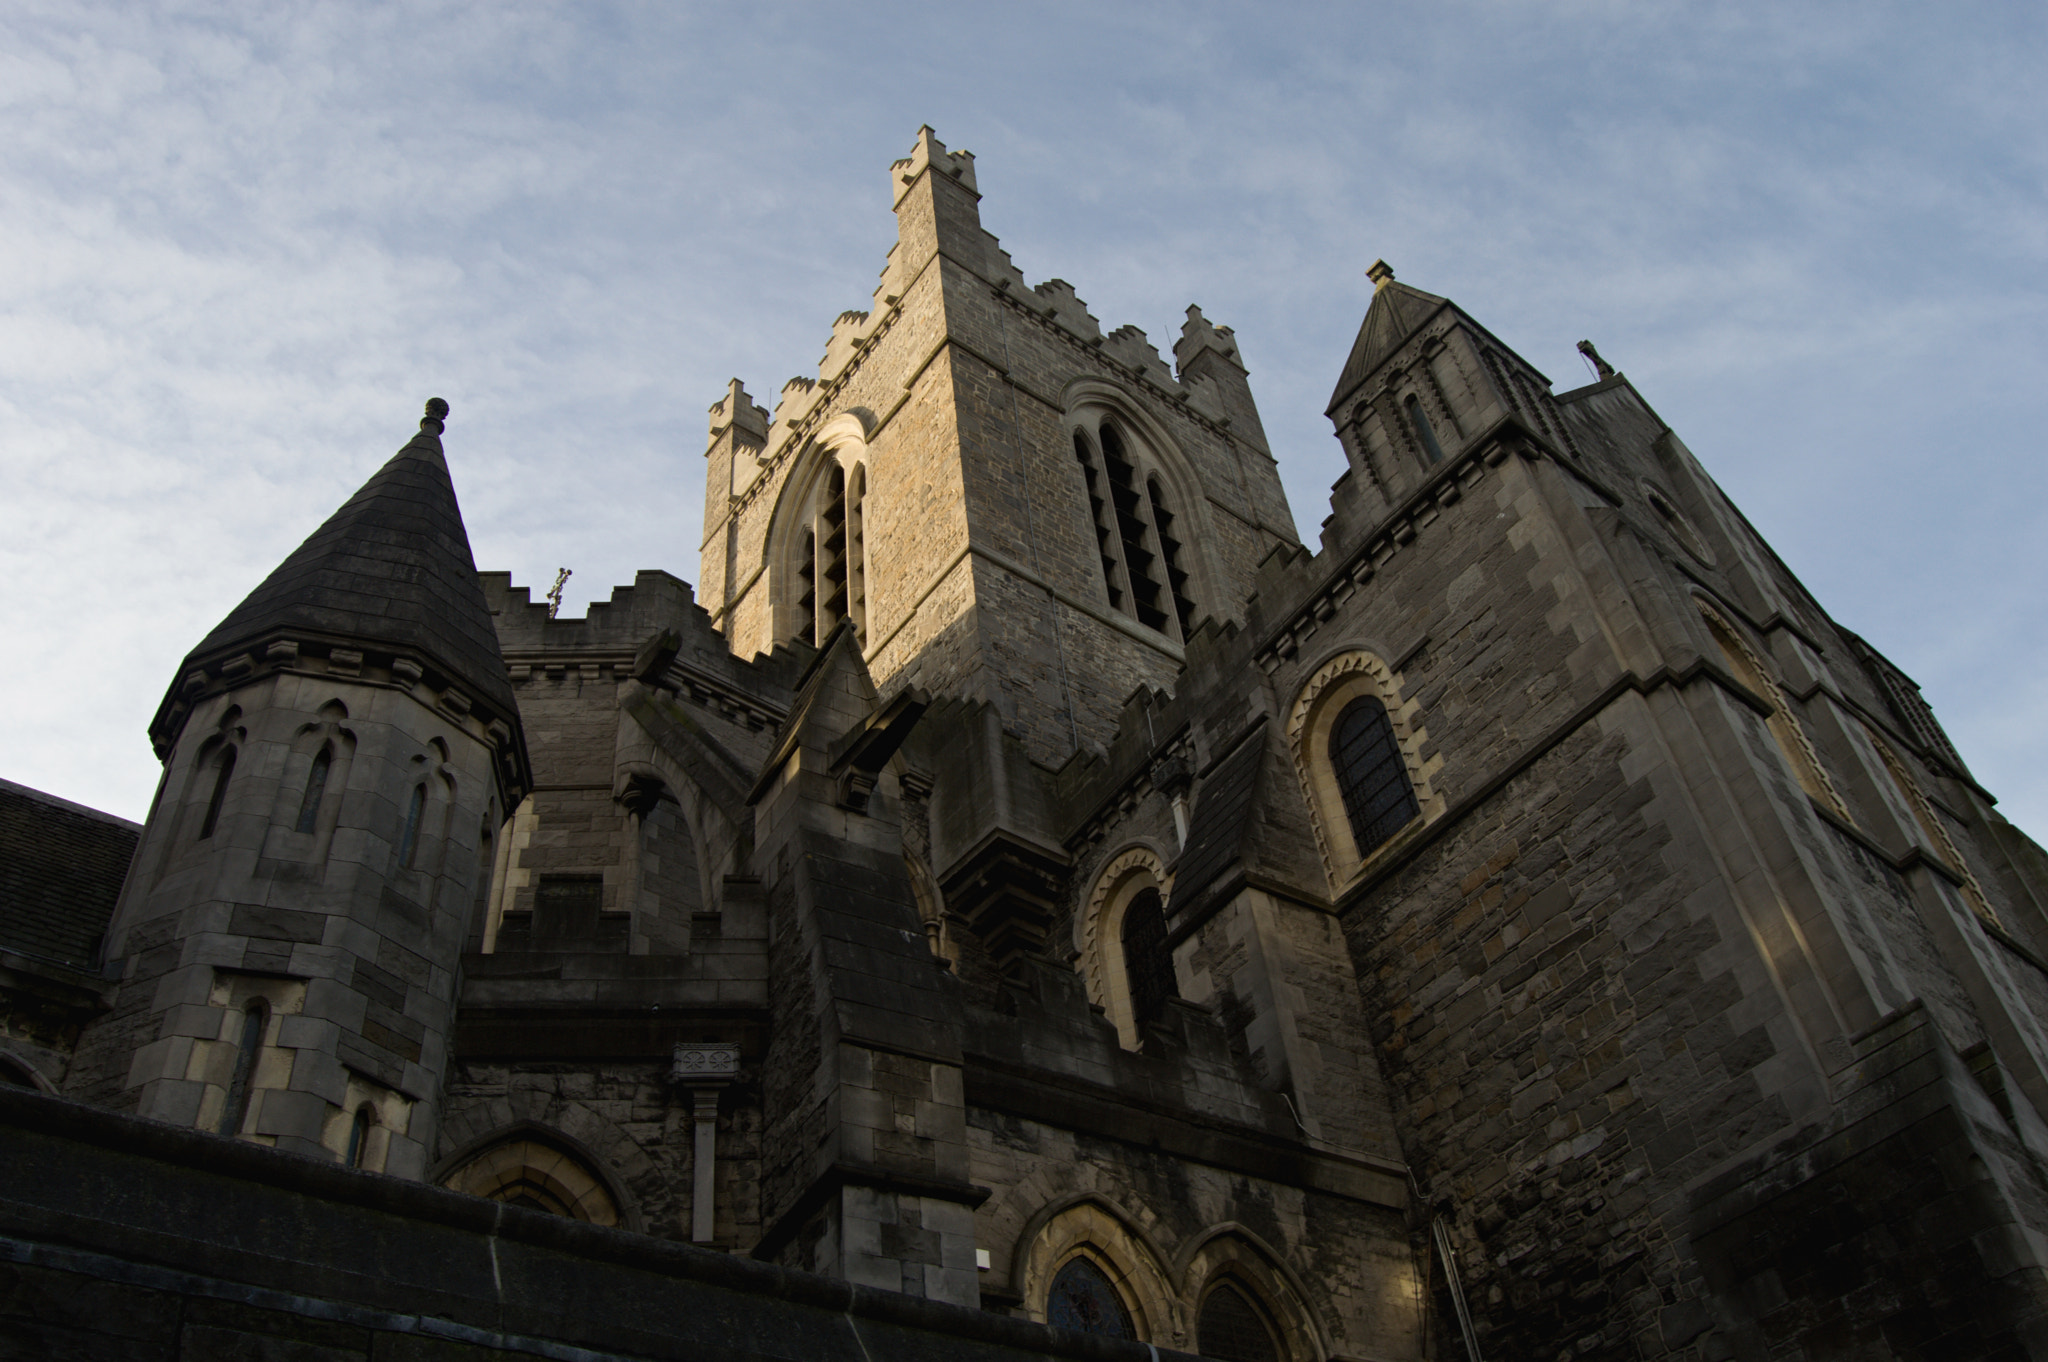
218,1002 -> 266,1136
397,784 -> 426,869
294,746 -> 332,834
198,747 -> 236,840
1120,887 -> 1178,1033
346,1104 -> 374,1169
1404,395 -> 1445,464
1332,696 -> 1419,856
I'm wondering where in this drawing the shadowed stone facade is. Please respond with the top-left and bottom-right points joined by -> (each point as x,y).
9,127 -> 2048,1361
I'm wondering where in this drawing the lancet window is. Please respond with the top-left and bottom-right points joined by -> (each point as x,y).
218,1001 -> 266,1136
294,746 -> 332,835
1404,394 -> 1445,465
198,746 -> 236,840
1119,886 -> 1179,1035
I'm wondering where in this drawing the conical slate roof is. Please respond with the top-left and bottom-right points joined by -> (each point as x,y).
181,399 -> 516,718
1326,266 -> 1449,415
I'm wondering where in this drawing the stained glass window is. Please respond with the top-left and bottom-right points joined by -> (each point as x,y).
1198,1281 -> 1280,1362
1332,695 -> 1418,856
1047,1257 -> 1134,1339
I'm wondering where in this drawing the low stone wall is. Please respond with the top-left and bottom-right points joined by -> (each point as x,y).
0,1086 -> 1200,1361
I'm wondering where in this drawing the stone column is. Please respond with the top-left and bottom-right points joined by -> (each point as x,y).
671,1042 -> 740,1243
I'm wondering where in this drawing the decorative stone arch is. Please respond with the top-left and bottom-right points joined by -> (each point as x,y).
1286,649 -> 1442,894
1013,1195 -> 1183,1346
1863,724 -> 1997,925
903,851 -> 955,964
1694,594 -> 1851,820
1063,377 -> 1218,641
434,1120 -> 641,1231
1175,1224 -> 1329,1362
766,411 -> 873,649
0,1051 -> 55,1094
265,699 -> 357,858
1074,844 -> 1174,1050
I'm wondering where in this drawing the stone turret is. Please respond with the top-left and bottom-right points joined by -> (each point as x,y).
65,400 -> 529,1178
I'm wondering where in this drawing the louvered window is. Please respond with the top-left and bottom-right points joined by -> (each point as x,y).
1332,696 -> 1418,855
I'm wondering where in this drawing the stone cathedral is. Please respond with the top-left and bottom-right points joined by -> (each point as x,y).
7,128 -> 2048,1361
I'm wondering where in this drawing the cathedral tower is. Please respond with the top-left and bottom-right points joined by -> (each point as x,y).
701,128 -> 1300,768
65,401 -> 530,1177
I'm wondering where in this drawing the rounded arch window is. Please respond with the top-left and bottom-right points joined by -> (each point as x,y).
1046,1255 -> 1136,1339
1332,695 -> 1420,857
1198,1279 -> 1282,1362
1077,849 -> 1175,1050
1287,650 -> 1440,893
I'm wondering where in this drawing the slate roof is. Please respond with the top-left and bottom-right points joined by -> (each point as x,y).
1326,278 -> 1450,415
1169,720 -> 1269,912
0,778 -> 138,969
178,401 -> 516,719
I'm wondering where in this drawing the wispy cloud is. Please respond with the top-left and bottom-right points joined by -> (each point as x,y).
2,0 -> 2043,832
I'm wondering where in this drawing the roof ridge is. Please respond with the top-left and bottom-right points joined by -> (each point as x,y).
0,777 -> 142,830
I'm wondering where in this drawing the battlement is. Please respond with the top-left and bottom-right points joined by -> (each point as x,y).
890,124 -> 977,208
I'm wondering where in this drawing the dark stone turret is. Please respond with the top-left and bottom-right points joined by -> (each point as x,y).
149,399 -> 521,766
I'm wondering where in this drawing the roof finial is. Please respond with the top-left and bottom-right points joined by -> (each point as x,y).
1367,259 -> 1396,291
422,397 -> 449,434
1576,340 -> 1616,380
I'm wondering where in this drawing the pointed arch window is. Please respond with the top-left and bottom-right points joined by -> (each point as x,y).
1404,394 -> 1445,464
1198,1281 -> 1281,1362
1119,887 -> 1178,1035
294,746 -> 332,835
1333,696 -> 1420,856
1047,1257 -> 1135,1339
198,747 -> 236,840
218,1001 -> 266,1136
397,784 -> 426,869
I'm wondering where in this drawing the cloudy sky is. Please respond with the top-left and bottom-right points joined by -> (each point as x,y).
4,1 -> 2044,836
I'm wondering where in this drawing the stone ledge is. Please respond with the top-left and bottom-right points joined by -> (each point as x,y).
0,1086 -> 1199,1362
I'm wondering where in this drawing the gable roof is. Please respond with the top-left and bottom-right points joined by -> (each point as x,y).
176,401 -> 515,719
1326,278 -> 1449,416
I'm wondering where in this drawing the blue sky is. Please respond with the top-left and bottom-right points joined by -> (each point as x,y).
4,1 -> 2044,835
